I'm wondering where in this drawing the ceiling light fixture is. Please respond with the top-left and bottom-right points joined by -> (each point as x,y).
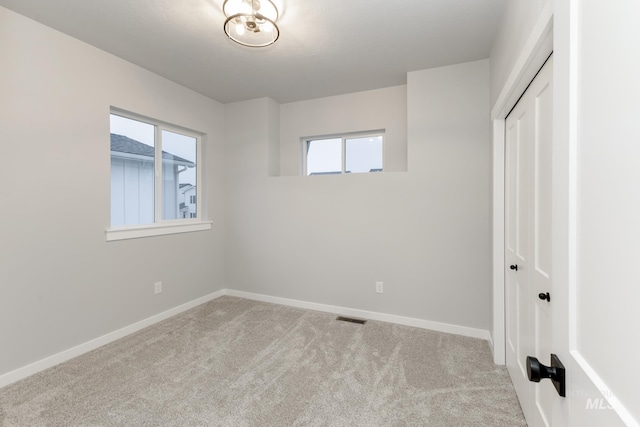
223,0 -> 280,48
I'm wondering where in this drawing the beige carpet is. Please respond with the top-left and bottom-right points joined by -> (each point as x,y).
0,296 -> 526,426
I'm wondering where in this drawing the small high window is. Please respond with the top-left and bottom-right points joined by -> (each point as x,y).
303,132 -> 384,176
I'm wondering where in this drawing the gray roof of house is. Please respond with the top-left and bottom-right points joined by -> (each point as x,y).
110,134 -> 194,166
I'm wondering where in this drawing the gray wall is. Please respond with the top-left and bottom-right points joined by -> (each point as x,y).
0,8 -> 226,377
225,59 -> 492,331
279,86 -> 408,176
1,4 -> 493,379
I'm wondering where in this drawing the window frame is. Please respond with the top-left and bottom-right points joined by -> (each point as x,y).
301,130 -> 385,176
106,108 -> 211,241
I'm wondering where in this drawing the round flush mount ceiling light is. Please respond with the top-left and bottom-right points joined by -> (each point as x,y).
223,0 -> 280,48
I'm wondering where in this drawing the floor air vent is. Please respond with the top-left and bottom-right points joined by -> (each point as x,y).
336,316 -> 367,325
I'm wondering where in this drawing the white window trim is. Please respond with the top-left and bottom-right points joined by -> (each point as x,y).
107,108 -> 209,241
301,129 -> 385,176
106,221 -> 212,241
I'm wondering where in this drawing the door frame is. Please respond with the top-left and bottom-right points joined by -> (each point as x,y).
493,3 -> 637,424
491,3 -> 553,365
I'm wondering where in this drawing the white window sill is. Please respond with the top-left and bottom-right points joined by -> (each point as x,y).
106,221 -> 212,241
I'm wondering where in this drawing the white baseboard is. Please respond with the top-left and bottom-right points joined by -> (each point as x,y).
1,288 -> 492,389
224,289 -> 491,342
487,332 -> 496,362
0,290 -> 225,389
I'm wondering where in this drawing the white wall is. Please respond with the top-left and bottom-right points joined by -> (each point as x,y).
225,60 -> 492,332
489,0 -> 552,106
573,1 -> 640,422
0,7 -> 226,377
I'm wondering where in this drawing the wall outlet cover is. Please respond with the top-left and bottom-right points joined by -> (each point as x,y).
376,282 -> 383,293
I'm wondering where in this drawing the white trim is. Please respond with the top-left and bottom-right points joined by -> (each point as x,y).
195,133 -> 204,221
571,351 -> 640,427
491,119 -> 506,365
490,5 -> 553,365
301,129 -> 386,176
491,3 -> 554,120
486,329 -> 494,353
106,221 -> 212,241
110,107 -> 204,230
225,289 -> 491,341
0,290 -> 225,389
153,123 -> 163,223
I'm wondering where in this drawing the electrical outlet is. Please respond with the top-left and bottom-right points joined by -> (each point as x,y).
154,282 -> 162,294
376,281 -> 384,294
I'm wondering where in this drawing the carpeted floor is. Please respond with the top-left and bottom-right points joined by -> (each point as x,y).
0,296 -> 526,426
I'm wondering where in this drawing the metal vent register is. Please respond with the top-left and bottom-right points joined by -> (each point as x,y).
336,316 -> 367,325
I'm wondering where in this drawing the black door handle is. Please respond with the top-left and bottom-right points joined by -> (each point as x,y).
526,354 -> 566,397
538,292 -> 550,302
510,264 -> 518,271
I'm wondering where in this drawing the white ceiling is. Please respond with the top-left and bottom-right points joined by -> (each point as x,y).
0,0 -> 506,104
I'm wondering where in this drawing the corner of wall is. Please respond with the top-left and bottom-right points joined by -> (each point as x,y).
267,98 -> 281,177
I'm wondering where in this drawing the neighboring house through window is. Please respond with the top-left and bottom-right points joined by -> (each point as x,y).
179,184 -> 197,219
109,111 -> 201,229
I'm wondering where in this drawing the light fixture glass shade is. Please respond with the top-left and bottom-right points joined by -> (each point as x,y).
223,0 -> 280,47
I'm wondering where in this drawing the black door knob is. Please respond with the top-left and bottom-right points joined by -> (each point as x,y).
527,356 -> 554,382
526,354 -> 566,397
538,292 -> 550,302
510,264 -> 518,271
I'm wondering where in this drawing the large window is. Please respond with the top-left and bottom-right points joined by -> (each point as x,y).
303,132 -> 383,175
108,110 -> 208,240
